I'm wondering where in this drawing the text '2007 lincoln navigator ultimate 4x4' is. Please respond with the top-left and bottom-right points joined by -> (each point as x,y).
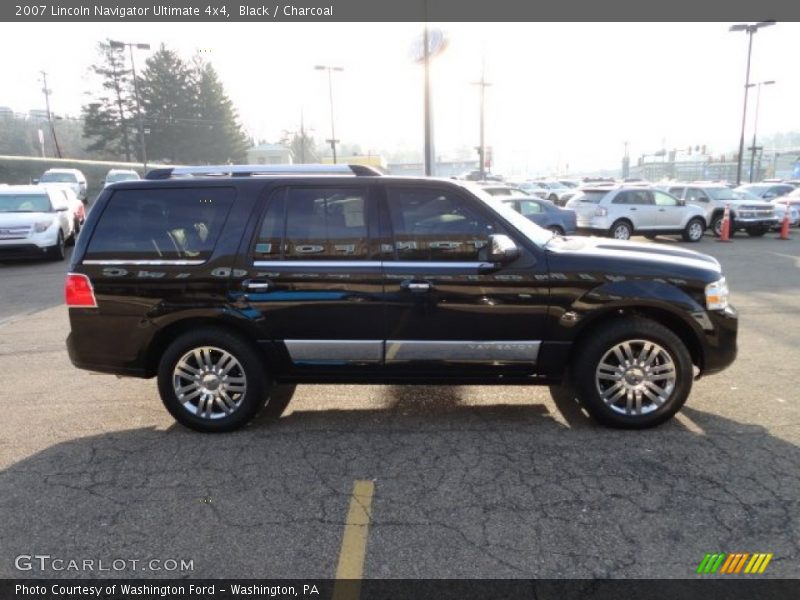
65,165 -> 738,432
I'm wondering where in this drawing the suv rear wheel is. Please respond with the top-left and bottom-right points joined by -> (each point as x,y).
610,220 -> 633,240
570,318 -> 693,428
157,328 -> 271,432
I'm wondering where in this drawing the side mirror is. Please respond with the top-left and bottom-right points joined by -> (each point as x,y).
678,199 -> 685,206
488,234 -> 521,263
763,193 -> 776,200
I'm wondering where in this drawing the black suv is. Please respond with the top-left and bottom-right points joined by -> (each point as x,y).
65,165 -> 738,432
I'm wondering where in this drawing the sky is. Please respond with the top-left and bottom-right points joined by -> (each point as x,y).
1,22 -> 798,175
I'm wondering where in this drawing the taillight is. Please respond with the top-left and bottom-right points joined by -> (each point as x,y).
65,273 -> 97,308
595,206 -> 608,217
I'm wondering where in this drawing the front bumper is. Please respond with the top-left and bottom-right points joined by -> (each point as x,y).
701,305 -> 738,376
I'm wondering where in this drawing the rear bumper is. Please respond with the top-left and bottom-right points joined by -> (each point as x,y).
66,331 -> 149,378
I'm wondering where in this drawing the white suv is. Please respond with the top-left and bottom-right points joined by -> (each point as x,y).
566,186 -> 707,242
0,185 -> 74,260
39,168 -> 88,203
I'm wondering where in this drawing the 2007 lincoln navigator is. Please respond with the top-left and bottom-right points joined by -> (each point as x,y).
65,165 -> 738,432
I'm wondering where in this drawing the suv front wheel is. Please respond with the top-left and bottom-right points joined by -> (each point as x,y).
157,328 -> 271,432
570,317 -> 693,428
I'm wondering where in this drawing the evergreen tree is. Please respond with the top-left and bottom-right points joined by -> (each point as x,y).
138,45 -> 198,163
81,41 -> 135,161
192,59 -> 250,163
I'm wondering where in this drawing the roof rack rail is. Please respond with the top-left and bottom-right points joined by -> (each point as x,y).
145,163 -> 382,180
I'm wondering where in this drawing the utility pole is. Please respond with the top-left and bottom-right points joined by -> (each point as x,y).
40,71 -> 62,158
729,21 -> 775,186
747,80 -> 775,183
110,40 -> 150,172
471,56 -> 491,180
315,65 -> 343,164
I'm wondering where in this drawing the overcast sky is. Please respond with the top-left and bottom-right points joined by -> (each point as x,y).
1,22 -> 798,175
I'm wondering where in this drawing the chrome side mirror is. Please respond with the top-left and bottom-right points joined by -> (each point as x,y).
488,234 -> 521,263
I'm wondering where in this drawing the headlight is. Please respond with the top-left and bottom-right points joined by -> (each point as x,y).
34,220 -> 54,233
705,277 -> 729,311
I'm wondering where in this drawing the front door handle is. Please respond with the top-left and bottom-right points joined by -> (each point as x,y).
242,279 -> 273,291
400,280 -> 433,293
629,207 -> 637,211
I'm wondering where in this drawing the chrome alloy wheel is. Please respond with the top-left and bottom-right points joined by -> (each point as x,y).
595,339 -> 677,416
613,224 -> 631,240
172,346 -> 247,419
687,221 -> 704,241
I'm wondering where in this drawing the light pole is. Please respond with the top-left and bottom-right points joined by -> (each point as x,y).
315,65 -> 343,164
110,40 -> 150,172
747,80 -> 775,182
471,56 -> 491,180
729,21 -> 775,186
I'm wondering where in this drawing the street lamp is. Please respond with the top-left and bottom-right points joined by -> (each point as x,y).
314,65 -> 343,164
747,80 -> 775,182
110,40 -> 151,172
729,21 -> 775,186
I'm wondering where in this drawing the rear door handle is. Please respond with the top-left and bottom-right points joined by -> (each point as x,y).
629,207 -> 637,211
242,279 -> 273,291
400,280 -> 433,293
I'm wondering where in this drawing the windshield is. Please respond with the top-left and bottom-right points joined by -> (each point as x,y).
706,187 -> 739,201
737,185 -> 769,196
40,172 -> 77,183
461,183 -> 552,246
106,172 -> 139,183
0,194 -> 52,212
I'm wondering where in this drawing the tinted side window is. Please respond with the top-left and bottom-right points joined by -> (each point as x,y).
256,187 -> 369,260
686,188 -> 708,202
85,187 -> 235,261
653,191 -> 678,206
386,187 -> 500,261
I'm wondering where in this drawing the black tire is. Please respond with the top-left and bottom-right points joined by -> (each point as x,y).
644,234 -> 656,240
570,317 -> 693,429
609,220 -> 633,240
67,220 -> 80,247
549,225 -> 564,236
49,230 -> 65,261
746,228 -> 767,237
711,214 -> 731,238
157,327 -> 270,433
682,217 -> 705,242
261,383 -> 296,420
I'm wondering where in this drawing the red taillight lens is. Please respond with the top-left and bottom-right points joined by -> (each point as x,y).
65,273 -> 97,308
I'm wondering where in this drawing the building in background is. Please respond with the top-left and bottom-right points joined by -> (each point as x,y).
247,143 -> 293,165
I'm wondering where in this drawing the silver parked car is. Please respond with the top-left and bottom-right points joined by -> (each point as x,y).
565,186 -> 707,242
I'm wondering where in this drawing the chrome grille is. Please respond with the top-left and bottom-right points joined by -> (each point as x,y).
0,225 -> 31,240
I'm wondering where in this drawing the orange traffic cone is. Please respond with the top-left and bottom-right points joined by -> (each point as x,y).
778,202 -> 791,240
717,203 -> 732,242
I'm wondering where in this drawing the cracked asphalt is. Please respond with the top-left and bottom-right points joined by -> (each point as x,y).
0,234 -> 798,579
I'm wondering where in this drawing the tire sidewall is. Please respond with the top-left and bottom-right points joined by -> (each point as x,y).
684,218 -> 705,242
572,318 -> 693,428
610,220 -> 632,240
157,329 -> 269,432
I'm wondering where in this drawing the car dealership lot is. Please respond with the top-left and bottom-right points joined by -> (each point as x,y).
0,236 -> 798,579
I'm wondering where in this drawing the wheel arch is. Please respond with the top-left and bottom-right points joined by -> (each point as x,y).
143,314 -> 267,377
566,304 -> 706,373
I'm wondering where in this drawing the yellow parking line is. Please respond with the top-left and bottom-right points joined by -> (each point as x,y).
332,480 -> 375,600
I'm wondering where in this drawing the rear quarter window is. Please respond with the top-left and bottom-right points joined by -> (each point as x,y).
85,187 -> 235,261
575,191 -> 610,203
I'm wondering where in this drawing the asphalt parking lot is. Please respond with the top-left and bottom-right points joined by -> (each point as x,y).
0,232 -> 798,579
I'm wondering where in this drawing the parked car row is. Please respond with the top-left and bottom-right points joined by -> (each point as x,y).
1,168 -> 142,261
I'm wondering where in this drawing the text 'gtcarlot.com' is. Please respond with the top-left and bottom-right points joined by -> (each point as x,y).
14,554 -> 194,572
